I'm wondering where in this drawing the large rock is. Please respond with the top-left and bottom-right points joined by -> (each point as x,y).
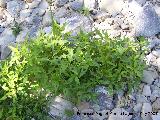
108,108 -> 132,120
84,0 -> 96,10
128,1 -> 160,37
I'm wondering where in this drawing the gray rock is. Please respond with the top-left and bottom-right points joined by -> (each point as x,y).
60,14 -> 92,34
0,0 -> 6,8
49,96 -> 73,119
7,1 -> 22,18
54,7 -> 68,19
133,103 -> 142,113
0,45 -> 11,60
141,103 -> 152,120
56,0 -> 69,7
0,28 -> 16,46
27,0 -> 41,9
142,70 -> 156,85
20,9 -> 32,20
129,1 -> 160,37
42,11 -> 52,27
38,0 -> 49,10
108,108 -> 132,120
135,0 -> 146,6
69,0 -> 83,11
142,85 -> 151,97
16,29 -> 29,43
136,94 -> 149,103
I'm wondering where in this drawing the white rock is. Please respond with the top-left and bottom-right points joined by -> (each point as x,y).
141,103 -> 152,120
135,0 -> 146,6
99,0 -> 124,15
152,50 -> 160,58
7,1 -> 22,18
38,0 -> 49,10
142,85 -> 151,97
84,0 -> 96,10
108,108 -> 132,120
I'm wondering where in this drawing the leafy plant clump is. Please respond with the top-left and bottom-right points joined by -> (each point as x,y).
0,20 -> 148,119
11,21 -> 22,37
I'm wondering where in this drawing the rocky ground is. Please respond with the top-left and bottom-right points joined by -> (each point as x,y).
1,0 -> 160,120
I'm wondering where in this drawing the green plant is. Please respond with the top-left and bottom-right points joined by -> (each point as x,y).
78,7 -> 90,16
11,21 -> 22,37
64,109 -> 74,117
0,19 -> 148,119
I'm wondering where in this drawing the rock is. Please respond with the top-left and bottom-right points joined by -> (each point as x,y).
91,110 -> 110,120
152,98 -> 160,111
0,45 -> 11,60
54,7 -> 68,19
108,108 -> 132,120
43,26 -> 52,34
152,49 -> 160,58
42,11 -> 52,27
84,0 -> 95,10
7,1 -> 23,18
145,53 -> 157,65
38,0 -> 49,10
16,29 -> 29,43
77,102 -> 90,111
27,0 -> 41,9
151,113 -> 160,120
61,14 -> 92,34
25,0 -> 33,3
56,0 -> 69,7
0,26 -> 5,33
128,1 -> 160,37
99,0 -> 124,15
142,70 -> 157,85
20,9 -> 32,20
155,57 -> 160,72
135,0 -> 146,6
136,94 -> 149,103
92,11 -> 111,21
0,0 -> 6,8
33,8 -> 46,16
133,103 -> 142,113
69,0 -> 83,11
49,96 -> 73,119
142,85 -> 151,97
0,28 -> 16,46
141,103 -> 152,120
